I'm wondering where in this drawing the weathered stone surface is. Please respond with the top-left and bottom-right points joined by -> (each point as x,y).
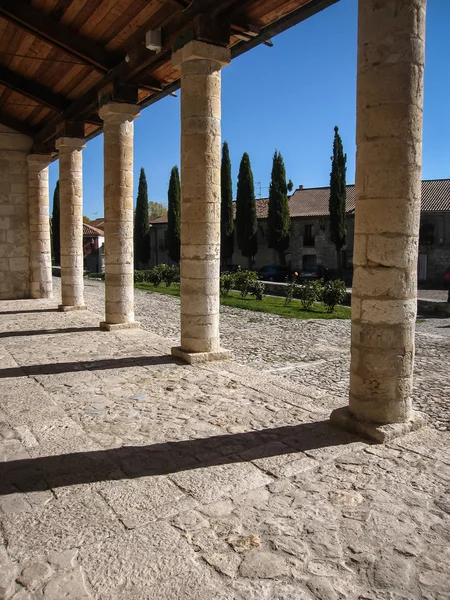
0,290 -> 449,599
17,561 -> 52,591
100,103 -> 139,327
55,137 -> 85,310
0,545 -> 18,600
239,550 -> 289,579
43,567 -> 90,599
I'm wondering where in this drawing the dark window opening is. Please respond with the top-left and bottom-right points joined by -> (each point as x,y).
303,224 -> 315,247
419,222 -> 435,245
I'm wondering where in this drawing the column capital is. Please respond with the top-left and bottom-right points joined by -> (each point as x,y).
55,137 -> 86,151
27,153 -> 53,166
99,102 -> 140,123
172,40 -> 230,69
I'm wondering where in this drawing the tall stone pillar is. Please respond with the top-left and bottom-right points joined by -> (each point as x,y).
99,103 -> 139,330
171,41 -> 231,364
55,137 -> 86,311
27,154 -> 53,299
331,0 -> 427,442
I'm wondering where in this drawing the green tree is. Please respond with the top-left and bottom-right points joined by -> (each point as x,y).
148,201 -> 168,218
134,168 -> 150,268
220,141 -> 234,264
167,166 -> 181,263
236,152 -> 257,269
51,180 -> 60,265
267,150 -> 290,263
329,126 -> 347,274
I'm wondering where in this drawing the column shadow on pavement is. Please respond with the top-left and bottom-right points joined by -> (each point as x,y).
0,327 -> 99,339
0,421 -> 365,496
0,355 -> 180,378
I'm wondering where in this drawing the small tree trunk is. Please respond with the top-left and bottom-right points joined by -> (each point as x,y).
336,250 -> 343,277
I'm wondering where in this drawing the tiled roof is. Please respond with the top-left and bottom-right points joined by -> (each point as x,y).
149,216 -> 169,224
90,218 -> 104,230
421,179 -> 450,211
83,223 -> 104,236
147,179 -> 450,224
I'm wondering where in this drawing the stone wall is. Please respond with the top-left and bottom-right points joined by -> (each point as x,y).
418,212 -> 450,283
0,125 -> 32,299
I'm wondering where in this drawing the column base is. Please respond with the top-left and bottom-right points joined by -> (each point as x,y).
58,305 -> 86,312
330,406 -> 427,444
100,321 -> 140,332
171,346 -> 230,365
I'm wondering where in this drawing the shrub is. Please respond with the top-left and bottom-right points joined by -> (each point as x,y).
251,280 -> 266,300
234,270 -> 258,298
322,279 -> 347,313
220,272 -> 235,297
284,276 -> 299,306
149,264 -> 166,287
134,270 -> 151,283
162,264 -> 179,287
299,280 -> 322,310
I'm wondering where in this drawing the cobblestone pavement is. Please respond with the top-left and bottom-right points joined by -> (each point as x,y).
77,278 -> 450,431
0,288 -> 449,599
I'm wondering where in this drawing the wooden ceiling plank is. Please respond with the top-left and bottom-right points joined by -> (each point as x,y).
0,111 -> 37,136
0,0 -> 121,72
0,66 -> 69,111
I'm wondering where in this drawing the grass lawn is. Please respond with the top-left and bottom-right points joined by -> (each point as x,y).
135,283 -> 351,320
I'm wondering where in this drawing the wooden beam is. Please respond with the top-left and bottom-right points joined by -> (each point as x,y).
0,112 -> 37,137
231,0 -> 339,59
0,66 -> 70,111
0,0 -> 122,72
35,0 -> 332,146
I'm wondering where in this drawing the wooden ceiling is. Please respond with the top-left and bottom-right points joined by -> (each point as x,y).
0,0 -> 338,153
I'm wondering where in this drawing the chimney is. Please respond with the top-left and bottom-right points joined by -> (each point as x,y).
298,184 -> 304,190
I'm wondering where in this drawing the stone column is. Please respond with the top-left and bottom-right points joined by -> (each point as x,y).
55,137 -> 86,311
27,154 -> 53,299
171,41 -> 231,364
331,0 -> 427,442
99,103 -> 139,330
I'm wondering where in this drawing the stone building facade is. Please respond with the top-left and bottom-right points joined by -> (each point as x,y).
149,180 -> 450,284
0,125 -> 33,299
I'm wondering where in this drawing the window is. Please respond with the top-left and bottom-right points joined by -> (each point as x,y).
419,223 -> 435,245
303,224 -> 315,247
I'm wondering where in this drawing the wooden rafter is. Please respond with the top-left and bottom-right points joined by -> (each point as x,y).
0,67 -> 70,112
0,112 -> 37,137
0,0 -> 122,73
29,0 -> 338,148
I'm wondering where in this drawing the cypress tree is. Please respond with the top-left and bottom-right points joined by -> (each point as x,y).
134,167 -> 150,268
329,126 -> 347,273
51,180 -> 60,265
236,152 -> 257,269
267,150 -> 290,263
167,165 -> 181,263
220,141 -> 234,264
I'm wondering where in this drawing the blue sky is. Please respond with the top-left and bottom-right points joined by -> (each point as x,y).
49,0 -> 450,217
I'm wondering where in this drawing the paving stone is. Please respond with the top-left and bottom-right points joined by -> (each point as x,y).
0,545 -> 18,600
43,567 -> 90,599
17,561 -> 52,591
0,287 -> 449,599
240,550 -> 289,579
169,462 -> 273,503
96,476 -> 187,529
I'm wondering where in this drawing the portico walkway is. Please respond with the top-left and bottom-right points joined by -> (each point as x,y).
1,298 -> 449,599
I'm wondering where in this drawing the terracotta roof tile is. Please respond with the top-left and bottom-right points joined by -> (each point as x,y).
83,223 -> 105,236
147,179 -> 450,225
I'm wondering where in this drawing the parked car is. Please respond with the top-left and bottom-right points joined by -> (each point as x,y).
444,267 -> 450,302
296,265 -> 326,282
220,264 -> 241,274
258,265 -> 292,282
